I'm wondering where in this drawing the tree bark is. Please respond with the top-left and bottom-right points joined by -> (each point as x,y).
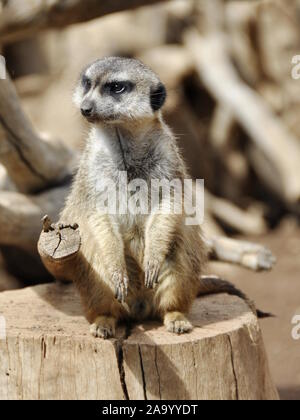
0,283 -> 279,400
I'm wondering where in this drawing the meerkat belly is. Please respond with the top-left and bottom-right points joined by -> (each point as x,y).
116,213 -> 154,321
116,213 -> 146,264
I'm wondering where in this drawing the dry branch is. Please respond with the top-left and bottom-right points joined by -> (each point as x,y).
0,164 -> 12,190
0,283 -> 279,400
206,235 -> 276,272
209,105 -> 249,186
0,0 -> 170,44
38,217 -> 276,282
185,10 -> 300,204
0,254 -> 23,291
0,74 -> 73,193
205,190 -> 267,235
0,187 -> 68,253
210,105 -> 235,150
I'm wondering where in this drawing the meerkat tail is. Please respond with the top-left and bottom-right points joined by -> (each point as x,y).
198,275 -> 274,319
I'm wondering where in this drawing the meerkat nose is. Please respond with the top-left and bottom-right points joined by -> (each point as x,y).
81,101 -> 95,118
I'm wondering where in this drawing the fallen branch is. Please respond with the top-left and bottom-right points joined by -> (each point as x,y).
0,164 -> 13,190
0,254 -> 23,291
205,236 -> 276,272
0,187 -> 69,253
38,216 -> 276,281
209,105 -> 249,186
205,190 -> 267,235
0,74 -> 74,193
0,0 -> 170,44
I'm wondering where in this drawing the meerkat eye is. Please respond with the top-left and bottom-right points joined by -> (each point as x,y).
82,76 -> 92,92
103,81 -> 134,97
110,82 -> 127,95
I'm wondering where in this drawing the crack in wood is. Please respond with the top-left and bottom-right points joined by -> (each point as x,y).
154,346 -> 162,400
138,345 -> 147,400
227,334 -> 239,401
52,232 -> 62,258
116,324 -> 131,400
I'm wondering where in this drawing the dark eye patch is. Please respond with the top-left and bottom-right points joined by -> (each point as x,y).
82,76 -> 92,93
102,81 -> 134,97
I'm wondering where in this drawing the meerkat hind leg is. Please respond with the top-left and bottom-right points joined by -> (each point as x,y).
153,268 -> 196,335
73,260 -> 121,340
90,315 -> 116,339
164,311 -> 193,335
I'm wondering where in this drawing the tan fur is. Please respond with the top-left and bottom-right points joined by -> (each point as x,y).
61,58 -> 207,338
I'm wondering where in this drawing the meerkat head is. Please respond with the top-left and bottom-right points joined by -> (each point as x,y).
74,57 -> 167,125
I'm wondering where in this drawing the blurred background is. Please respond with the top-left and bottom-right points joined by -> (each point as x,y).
0,0 -> 299,400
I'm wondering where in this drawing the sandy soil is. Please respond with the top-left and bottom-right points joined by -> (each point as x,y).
209,219 -> 300,400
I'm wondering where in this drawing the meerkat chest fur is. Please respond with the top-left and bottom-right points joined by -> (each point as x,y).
85,122 -> 184,231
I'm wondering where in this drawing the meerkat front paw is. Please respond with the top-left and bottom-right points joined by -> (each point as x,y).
144,259 -> 161,289
112,271 -> 129,303
90,316 -> 116,339
164,312 -> 193,335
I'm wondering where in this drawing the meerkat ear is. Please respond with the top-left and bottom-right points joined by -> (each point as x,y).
150,83 -> 167,112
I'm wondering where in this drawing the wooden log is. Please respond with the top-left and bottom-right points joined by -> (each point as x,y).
0,283 -> 279,400
0,0 -> 170,44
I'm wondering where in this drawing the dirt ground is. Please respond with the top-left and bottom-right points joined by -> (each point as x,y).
209,219 -> 300,400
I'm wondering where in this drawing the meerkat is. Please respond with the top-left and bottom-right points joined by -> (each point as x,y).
60,57 -> 267,339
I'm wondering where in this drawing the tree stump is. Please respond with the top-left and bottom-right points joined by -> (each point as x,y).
0,283 -> 279,400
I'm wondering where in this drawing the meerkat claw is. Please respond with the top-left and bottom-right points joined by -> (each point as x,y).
113,272 -> 128,303
164,313 -> 193,335
145,261 -> 160,289
167,320 -> 193,335
90,316 -> 116,339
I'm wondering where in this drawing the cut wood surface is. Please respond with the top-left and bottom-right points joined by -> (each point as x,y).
0,283 -> 279,400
